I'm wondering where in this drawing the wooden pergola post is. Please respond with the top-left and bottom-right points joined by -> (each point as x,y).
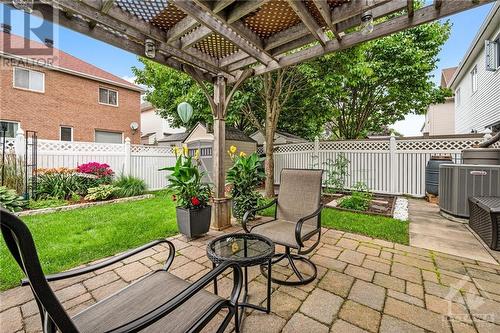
184,66 -> 254,230
211,75 -> 230,230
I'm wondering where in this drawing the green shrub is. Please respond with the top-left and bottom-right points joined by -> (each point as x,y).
113,175 -> 147,197
226,148 -> 265,221
28,198 -> 68,210
84,185 -> 120,201
0,186 -> 26,212
338,182 -> 373,211
36,173 -> 85,200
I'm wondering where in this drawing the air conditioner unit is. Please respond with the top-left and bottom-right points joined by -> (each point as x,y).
439,164 -> 500,218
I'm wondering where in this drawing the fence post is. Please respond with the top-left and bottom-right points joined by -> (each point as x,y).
389,133 -> 398,194
14,126 -> 25,159
313,136 -> 320,168
124,137 -> 131,176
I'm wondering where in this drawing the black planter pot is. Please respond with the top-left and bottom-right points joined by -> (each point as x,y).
176,205 -> 211,238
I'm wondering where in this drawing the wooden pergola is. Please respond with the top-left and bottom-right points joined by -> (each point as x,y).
10,0 -> 494,229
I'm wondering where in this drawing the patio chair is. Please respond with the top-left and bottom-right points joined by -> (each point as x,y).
0,208 -> 243,333
242,168 -> 323,285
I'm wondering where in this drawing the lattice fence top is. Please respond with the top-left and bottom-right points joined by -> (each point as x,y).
396,138 -> 482,151
274,142 -> 314,153
131,145 -> 174,156
38,140 -> 125,153
320,140 -> 389,151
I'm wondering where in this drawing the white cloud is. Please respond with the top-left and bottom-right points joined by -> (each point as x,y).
391,114 -> 425,137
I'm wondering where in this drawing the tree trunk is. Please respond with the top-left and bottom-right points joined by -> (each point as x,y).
264,124 -> 275,198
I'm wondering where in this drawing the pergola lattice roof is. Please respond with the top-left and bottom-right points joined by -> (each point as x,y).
18,0 -> 494,83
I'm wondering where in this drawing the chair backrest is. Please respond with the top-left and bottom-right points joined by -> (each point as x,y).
0,208 -> 78,332
276,169 -> 323,226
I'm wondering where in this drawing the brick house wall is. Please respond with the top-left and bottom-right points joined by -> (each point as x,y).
0,60 -> 142,144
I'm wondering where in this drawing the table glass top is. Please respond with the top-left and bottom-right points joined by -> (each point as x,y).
209,234 -> 273,261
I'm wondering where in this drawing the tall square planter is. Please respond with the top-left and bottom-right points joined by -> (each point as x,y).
176,205 -> 211,238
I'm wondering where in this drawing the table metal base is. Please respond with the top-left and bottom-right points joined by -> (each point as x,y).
213,259 -> 272,332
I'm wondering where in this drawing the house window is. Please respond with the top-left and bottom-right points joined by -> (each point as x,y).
95,130 -> 122,144
13,67 -> 44,93
470,66 -> 478,94
455,88 -> 461,107
99,87 -> 118,106
60,126 -> 73,141
0,121 -> 19,138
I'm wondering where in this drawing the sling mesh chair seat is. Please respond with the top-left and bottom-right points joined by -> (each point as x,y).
243,169 -> 323,285
0,209 -> 243,333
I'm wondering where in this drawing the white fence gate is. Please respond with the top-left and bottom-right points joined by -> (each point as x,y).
273,134 -> 491,197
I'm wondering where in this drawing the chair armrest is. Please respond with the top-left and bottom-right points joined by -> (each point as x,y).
106,261 -> 243,333
295,204 -> 323,247
22,239 -> 175,286
242,199 -> 277,233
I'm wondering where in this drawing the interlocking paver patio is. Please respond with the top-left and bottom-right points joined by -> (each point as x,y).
1,226 -> 500,333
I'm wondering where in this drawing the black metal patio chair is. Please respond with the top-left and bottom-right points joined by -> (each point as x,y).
0,208 -> 243,333
242,168 -> 323,285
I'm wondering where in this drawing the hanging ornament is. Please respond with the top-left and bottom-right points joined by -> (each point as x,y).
177,102 -> 193,124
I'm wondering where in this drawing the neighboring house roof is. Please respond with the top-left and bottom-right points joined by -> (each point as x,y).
0,32 -> 143,92
449,3 -> 500,89
141,132 -> 156,139
225,127 -> 256,143
141,101 -> 155,112
157,132 -> 189,142
440,67 -> 458,88
250,130 -> 306,142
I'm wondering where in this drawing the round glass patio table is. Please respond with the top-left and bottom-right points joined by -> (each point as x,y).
207,233 -> 275,330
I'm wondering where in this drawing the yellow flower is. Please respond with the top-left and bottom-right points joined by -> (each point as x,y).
172,146 -> 179,156
229,145 -> 237,154
194,149 -> 200,160
239,151 -> 246,157
183,145 -> 188,156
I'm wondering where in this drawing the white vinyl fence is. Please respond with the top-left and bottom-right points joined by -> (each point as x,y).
7,133 -> 176,190
272,134 -> 491,197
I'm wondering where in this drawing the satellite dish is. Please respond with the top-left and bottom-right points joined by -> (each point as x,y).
177,102 -> 193,124
130,122 -> 139,131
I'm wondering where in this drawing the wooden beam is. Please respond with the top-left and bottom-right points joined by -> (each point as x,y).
19,2 -> 212,82
56,0 -> 226,75
435,0 -> 443,10
287,0 -> 329,46
172,0 -> 275,65
312,0 -> 342,41
331,0 -> 392,24
265,23 -> 310,50
212,0 -> 237,13
407,0 -> 414,18
226,0 -> 269,24
166,17 -> 199,43
252,0 -> 494,76
100,0 -> 114,14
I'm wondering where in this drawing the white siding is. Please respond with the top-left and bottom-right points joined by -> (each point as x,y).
454,25 -> 500,133
423,100 -> 455,135
140,109 -> 184,140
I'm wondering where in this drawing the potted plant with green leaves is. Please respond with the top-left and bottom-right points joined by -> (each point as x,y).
160,146 -> 212,238
226,146 -> 265,221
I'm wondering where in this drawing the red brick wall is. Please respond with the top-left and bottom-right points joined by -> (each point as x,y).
0,61 -> 141,143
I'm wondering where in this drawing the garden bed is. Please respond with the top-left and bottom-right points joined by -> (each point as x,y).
16,194 -> 154,217
322,192 -> 396,217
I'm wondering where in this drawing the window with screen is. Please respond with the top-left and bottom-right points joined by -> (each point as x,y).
60,127 -> 73,141
95,130 -> 122,143
99,87 -> 118,106
470,66 -> 478,94
0,121 -> 19,138
13,67 -> 44,92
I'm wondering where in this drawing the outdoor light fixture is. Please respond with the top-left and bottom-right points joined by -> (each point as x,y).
361,11 -> 374,35
144,39 -> 156,59
130,121 -> 139,134
12,0 -> 33,13
177,102 -> 193,124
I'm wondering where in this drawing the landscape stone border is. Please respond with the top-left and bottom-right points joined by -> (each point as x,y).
16,194 -> 154,217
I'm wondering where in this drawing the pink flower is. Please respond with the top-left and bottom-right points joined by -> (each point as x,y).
191,197 -> 200,206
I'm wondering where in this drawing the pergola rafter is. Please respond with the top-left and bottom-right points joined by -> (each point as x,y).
4,0 -> 494,230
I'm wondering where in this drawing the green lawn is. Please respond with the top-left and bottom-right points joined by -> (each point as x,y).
0,191 -> 178,291
261,203 -> 409,245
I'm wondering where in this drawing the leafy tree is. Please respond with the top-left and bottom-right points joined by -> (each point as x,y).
301,20 -> 451,139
